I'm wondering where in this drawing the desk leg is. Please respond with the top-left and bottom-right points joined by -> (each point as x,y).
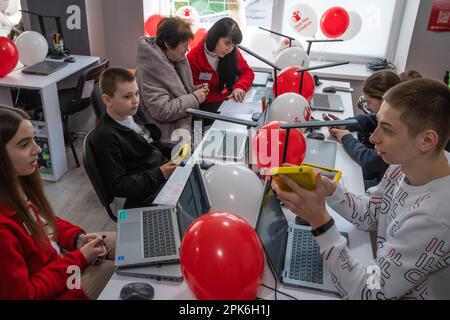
0,87 -> 13,106
41,84 -> 68,181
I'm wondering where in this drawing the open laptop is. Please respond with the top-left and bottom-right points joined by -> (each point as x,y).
304,138 -> 337,168
22,61 -> 67,75
115,163 -> 210,268
253,71 -> 270,87
116,262 -> 183,282
255,179 -> 348,296
311,93 -> 344,112
200,128 -> 248,162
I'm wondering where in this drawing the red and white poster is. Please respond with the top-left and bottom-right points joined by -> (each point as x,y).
427,0 -> 450,32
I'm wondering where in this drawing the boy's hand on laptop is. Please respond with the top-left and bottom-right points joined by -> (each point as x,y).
326,113 -> 346,130
271,172 -> 335,229
329,128 -> 351,142
160,162 -> 178,180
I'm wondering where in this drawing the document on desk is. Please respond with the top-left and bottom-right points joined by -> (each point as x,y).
153,165 -> 192,206
218,100 -> 261,114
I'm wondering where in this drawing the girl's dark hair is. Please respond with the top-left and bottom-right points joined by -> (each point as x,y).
0,106 -> 56,242
363,70 -> 401,100
205,17 -> 243,92
156,17 -> 194,50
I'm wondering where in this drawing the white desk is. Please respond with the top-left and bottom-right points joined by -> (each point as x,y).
0,55 -> 100,181
98,80 -> 371,300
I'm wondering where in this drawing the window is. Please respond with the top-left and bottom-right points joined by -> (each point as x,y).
143,0 -> 407,64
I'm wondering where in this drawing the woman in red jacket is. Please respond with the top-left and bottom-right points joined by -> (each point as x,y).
187,17 -> 255,105
0,106 -> 115,300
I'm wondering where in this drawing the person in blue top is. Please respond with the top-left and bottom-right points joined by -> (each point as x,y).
327,70 -> 402,190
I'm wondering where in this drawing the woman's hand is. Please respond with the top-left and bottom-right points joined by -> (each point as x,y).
80,238 -> 107,264
193,88 -> 208,104
76,233 -> 102,250
227,88 -> 246,103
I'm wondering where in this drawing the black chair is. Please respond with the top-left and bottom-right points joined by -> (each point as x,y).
59,59 -> 110,167
83,130 -> 117,222
90,82 -> 107,125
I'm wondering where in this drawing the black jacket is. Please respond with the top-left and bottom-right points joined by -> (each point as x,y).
342,113 -> 389,187
91,112 -> 173,209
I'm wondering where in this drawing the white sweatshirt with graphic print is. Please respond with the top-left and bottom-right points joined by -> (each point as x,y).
315,165 -> 450,299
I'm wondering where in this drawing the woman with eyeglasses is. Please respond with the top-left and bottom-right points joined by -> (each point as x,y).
187,17 -> 254,105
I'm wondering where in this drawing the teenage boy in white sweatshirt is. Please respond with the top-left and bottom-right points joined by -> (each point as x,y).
273,79 -> 450,299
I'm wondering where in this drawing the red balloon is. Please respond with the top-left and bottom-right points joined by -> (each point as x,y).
144,14 -> 163,37
274,66 -> 315,102
180,212 -> 265,300
253,121 -> 306,170
0,37 -> 19,78
320,7 -> 350,38
189,28 -> 207,50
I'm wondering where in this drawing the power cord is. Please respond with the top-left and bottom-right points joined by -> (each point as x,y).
366,58 -> 396,72
262,255 -> 298,300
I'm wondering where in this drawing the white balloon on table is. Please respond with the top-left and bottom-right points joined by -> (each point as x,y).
266,92 -> 312,129
273,38 -> 304,57
15,31 -> 48,66
274,46 -> 310,71
248,33 -> 277,60
203,164 -> 263,227
341,11 -> 362,41
288,3 -> 318,38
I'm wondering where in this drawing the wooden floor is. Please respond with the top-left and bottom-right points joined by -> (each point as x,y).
43,136 -> 120,233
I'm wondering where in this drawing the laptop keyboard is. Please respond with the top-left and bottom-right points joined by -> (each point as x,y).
142,208 -> 177,258
312,93 -> 343,109
201,129 -> 247,160
289,228 -> 324,284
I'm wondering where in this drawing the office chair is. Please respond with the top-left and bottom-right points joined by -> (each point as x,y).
83,130 -> 117,222
58,59 -> 110,167
90,82 -> 107,126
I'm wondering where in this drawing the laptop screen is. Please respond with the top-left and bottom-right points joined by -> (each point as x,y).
255,179 -> 289,277
176,164 -> 211,237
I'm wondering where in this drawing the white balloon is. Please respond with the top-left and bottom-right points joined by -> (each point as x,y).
266,93 -> 312,129
175,6 -> 200,29
288,4 -> 318,38
341,11 -> 362,41
204,164 -> 263,227
5,0 -> 19,16
248,33 -> 277,60
273,38 -> 303,57
274,46 -> 310,71
0,0 -> 8,13
15,31 -> 48,66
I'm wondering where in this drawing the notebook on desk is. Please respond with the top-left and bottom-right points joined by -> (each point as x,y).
22,61 -> 67,75
255,179 -> 348,295
115,163 -> 210,267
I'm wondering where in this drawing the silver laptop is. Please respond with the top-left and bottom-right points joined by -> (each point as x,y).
200,128 -> 248,161
115,163 -> 210,267
255,179 -> 348,296
22,61 -> 67,75
116,263 -> 183,282
311,93 -> 344,112
304,138 -> 337,168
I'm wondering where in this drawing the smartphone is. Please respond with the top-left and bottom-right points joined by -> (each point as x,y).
171,143 -> 190,165
302,162 -> 342,184
270,166 -> 316,192
322,114 -> 331,121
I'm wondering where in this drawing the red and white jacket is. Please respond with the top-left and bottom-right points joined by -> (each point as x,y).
187,40 -> 255,104
0,203 -> 89,300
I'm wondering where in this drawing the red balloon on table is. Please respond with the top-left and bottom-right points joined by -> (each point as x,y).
180,211 -> 265,300
320,7 -> 350,38
144,14 -> 163,37
274,66 -> 315,102
0,37 -> 19,78
253,121 -> 306,170
189,28 -> 207,50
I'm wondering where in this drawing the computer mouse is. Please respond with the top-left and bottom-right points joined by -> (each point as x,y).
322,86 -> 336,93
120,282 -> 154,300
64,57 -> 76,63
307,132 -> 325,141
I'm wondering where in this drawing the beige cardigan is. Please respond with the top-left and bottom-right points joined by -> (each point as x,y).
135,37 -> 199,142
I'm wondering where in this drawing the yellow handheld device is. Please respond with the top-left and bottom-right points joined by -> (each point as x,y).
302,162 -> 342,184
270,165 -> 317,192
171,144 -> 190,165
